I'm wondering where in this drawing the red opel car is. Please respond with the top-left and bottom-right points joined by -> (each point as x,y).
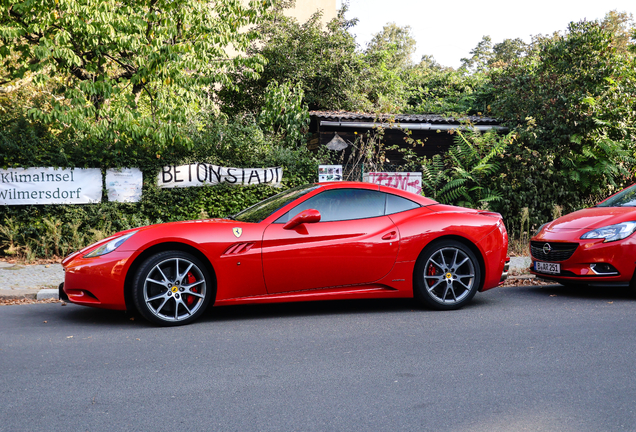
531,183 -> 636,288
61,182 -> 509,326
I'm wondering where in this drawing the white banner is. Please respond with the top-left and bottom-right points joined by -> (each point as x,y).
158,164 -> 283,188
363,172 -> 422,195
106,168 -> 143,203
0,167 -> 102,205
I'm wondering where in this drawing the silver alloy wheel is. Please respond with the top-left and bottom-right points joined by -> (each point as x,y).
143,257 -> 207,322
422,246 -> 476,305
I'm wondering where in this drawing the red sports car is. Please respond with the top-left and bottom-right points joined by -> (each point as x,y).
531,183 -> 636,288
61,182 -> 510,326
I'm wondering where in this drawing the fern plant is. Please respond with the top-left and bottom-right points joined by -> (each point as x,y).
421,129 -> 514,209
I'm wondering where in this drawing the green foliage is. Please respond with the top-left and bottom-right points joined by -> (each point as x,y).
359,44 -> 410,113
3,3 -> 636,260
219,5 -> 422,115
421,129 -> 512,209
460,36 -> 495,73
0,115 -> 320,259
365,22 -> 417,69
0,0 -> 270,149
405,65 -> 488,115
218,3 -> 366,114
460,36 -> 529,72
258,81 -> 310,146
600,10 -> 636,54
485,19 -> 636,227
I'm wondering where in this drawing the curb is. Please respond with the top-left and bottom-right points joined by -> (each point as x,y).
0,289 -> 40,300
37,289 -> 59,301
0,288 -> 60,302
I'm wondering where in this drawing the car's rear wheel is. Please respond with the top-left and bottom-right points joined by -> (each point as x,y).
629,270 -> 636,298
132,251 -> 213,326
414,240 -> 481,310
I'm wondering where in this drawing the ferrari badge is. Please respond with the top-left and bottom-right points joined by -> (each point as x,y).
233,227 -> 242,238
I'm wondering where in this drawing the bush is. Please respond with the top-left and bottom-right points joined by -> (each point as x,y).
485,20 -> 636,229
0,115 -> 320,259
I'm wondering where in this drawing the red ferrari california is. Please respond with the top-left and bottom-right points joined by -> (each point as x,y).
531,183 -> 636,288
61,182 -> 510,326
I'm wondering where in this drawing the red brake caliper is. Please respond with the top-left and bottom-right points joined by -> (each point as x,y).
426,264 -> 437,287
186,272 -> 197,306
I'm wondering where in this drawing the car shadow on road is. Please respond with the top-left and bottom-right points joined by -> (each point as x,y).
200,298 -> 424,323
57,304 -> 139,326
519,283 -> 635,301
55,296 -> 488,327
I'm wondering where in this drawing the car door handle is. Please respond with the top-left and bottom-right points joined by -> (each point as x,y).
382,231 -> 397,241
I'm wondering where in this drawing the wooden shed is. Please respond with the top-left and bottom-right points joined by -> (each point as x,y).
309,111 -> 507,164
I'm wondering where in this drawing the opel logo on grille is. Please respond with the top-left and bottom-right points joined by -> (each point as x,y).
543,243 -> 552,254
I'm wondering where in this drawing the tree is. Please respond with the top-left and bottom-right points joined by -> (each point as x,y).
460,36 -> 494,73
491,38 -> 528,66
600,10 -> 635,54
0,0 -> 270,149
486,19 -> 636,226
417,54 -> 444,70
405,63 -> 488,115
217,3 -> 366,114
258,81 -> 309,147
365,22 -> 416,69
460,36 -> 528,71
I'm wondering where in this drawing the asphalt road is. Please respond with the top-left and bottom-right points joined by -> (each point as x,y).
1,284 -> 635,432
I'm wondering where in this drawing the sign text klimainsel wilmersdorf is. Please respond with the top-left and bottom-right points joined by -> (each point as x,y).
0,168 -> 102,205
158,164 -> 283,188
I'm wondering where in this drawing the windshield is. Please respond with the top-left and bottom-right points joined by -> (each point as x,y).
598,184 -> 636,207
232,184 -> 321,223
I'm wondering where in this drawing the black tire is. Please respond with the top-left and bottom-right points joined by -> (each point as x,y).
414,240 -> 482,310
629,269 -> 636,298
132,251 -> 214,326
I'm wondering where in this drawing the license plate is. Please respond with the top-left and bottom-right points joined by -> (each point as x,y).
535,261 -> 560,274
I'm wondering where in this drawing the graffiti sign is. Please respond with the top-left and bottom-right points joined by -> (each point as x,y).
363,172 -> 422,195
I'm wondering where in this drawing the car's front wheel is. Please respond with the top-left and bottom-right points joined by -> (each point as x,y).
132,251 -> 213,326
414,240 -> 481,310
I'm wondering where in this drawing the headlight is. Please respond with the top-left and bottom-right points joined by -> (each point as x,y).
580,221 -> 636,243
83,231 -> 138,258
534,223 -> 549,237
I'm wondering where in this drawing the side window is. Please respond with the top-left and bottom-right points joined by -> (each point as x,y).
276,189 -> 386,223
385,193 -> 420,215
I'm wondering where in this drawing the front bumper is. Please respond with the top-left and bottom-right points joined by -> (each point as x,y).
61,251 -> 134,310
529,236 -> 636,286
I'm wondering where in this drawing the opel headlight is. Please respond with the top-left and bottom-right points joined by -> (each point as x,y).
83,231 -> 138,258
580,221 -> 636,243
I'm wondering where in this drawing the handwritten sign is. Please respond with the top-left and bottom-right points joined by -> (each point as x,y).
363,172 -> 422,195
158,164 -> 283,188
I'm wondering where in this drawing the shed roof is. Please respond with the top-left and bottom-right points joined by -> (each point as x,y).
310,110 -> 502,125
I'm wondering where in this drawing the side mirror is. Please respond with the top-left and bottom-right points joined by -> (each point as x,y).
283,209 -> 321,230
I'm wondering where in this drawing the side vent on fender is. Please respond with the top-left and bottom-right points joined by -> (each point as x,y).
223,243 -> 255,255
